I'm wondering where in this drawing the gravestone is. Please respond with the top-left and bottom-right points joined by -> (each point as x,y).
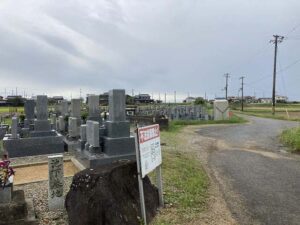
24,99 -> 35,128
3,95 -> 64,157
68,117 -> 78,138
58,116 -> 65,132
34,95 -> 51,131
79,124 -> 87,150
87,95 -> 100,122
214,99 -> 229,120
60,100 -> 69,116
86,120 -> 99,149
71,99 -> 81,119
48,154 -> 64,210
76,89 -> 135,168
11,117 -> 18,139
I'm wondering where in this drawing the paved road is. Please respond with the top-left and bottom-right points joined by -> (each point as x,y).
197,116 -> 300,225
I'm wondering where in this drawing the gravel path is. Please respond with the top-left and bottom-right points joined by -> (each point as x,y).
14,177 -> 72,225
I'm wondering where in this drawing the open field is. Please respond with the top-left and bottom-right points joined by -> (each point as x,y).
232,103 -> 300,121
0,106 -> 24,114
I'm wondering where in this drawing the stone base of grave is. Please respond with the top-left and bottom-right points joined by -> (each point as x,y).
87,116 -> 102,123
65,161 -> 159,225
0,190 -> 37,225
34,120 -> 51,131
104,121 -> 130,138
75,150 -> 136,168
102,136 -> 135,156
3,133 -> 64,158
63,136 -> 80,152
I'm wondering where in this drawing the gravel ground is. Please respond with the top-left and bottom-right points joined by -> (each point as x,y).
14,177 -> 72,225
10,152 -> 76,225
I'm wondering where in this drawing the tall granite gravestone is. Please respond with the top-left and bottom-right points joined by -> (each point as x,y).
24,99 -> 35,128
34,95 -> 51,131
11,117 -> 18,139
71,99 -> 81,119
60,100 -> 69,116
48,155 -> 64,210
103,89 -> 135,155
214,99 -> 229,120
86,120 -> 99,150
87,95 -> 100,122
68,117 -> 79,138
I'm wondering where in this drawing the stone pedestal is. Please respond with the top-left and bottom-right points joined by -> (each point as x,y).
0,184 -> 12,204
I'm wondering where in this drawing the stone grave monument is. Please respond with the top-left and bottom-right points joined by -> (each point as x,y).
76,89 -> 135,168
3,95 -> 64,157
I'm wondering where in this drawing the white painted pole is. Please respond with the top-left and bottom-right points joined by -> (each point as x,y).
135,129 -> 147,225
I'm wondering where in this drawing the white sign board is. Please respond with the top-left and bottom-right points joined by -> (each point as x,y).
137,124 -> 162,178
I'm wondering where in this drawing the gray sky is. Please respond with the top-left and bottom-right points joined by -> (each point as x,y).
0,0 -> 299,101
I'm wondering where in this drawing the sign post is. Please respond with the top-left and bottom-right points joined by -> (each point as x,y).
135,124 -> 164,225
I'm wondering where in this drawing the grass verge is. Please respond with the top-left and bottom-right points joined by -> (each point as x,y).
280,127 -> 300,152
151,129 -> 209,225
167,114 -> 247,133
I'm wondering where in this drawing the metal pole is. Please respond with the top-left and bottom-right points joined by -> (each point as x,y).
156,165 -> 164,208
134,129 -> 147,225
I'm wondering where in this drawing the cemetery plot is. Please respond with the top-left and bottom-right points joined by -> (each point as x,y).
13,160 -> 79,185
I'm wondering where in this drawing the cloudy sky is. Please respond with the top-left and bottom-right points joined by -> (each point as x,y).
0,0 -> 299,101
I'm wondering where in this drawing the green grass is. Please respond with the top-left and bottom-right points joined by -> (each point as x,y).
280,127 -> 300,152
151,128 -> 209,224
166,114 -> 247,133
0,106 -> 24,113
235,110 -> 300,121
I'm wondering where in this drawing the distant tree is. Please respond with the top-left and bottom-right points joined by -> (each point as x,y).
126,95 -> 134,105
194,97 -> 206,105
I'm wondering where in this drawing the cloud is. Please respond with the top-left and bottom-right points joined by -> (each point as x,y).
0,0 -> 299,101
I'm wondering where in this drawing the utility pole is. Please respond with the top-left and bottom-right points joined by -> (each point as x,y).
270,35 -> 284,115
224,73 -> 230,100
240,76 -> 245,111
174,91 -> 176,104
164,93 -> 167,104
